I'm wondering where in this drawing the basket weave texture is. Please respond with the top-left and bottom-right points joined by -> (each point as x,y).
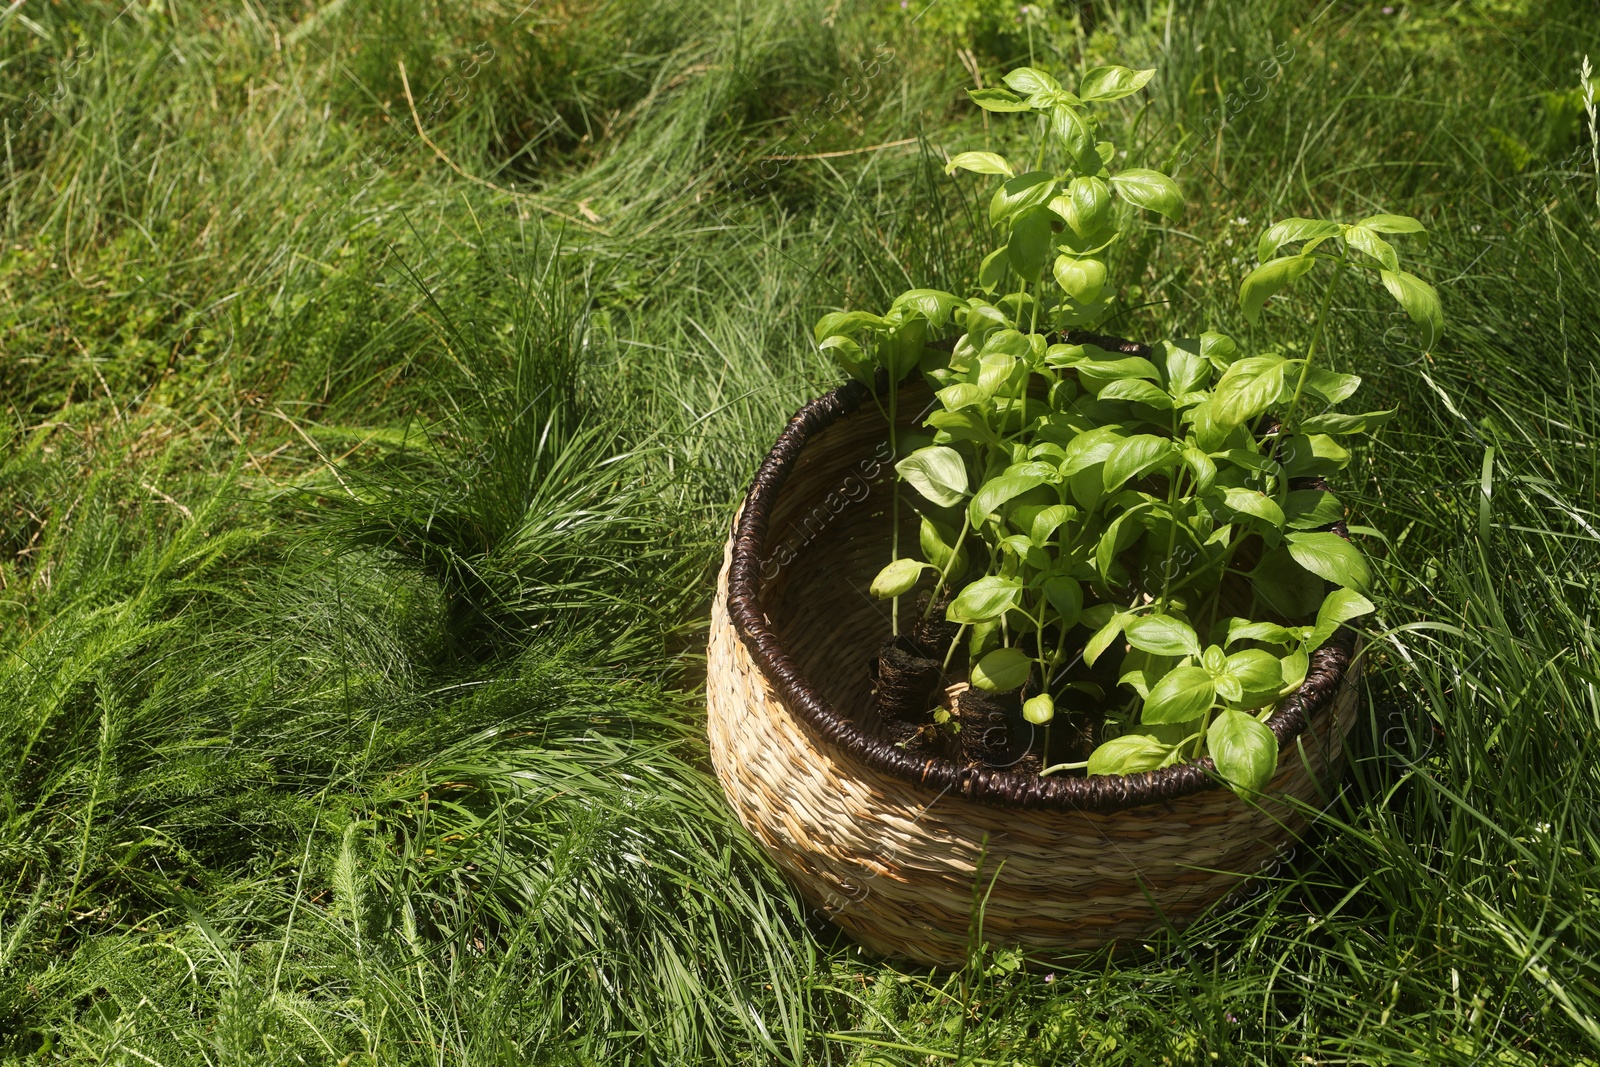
706,374 -> 1362,966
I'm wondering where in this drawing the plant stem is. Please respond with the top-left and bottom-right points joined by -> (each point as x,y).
889,380 -> 900,636
923,511 -> 971,621
1040,759 -> 1089,776
1282,257 -> 1343,434
943,623 -> 970,672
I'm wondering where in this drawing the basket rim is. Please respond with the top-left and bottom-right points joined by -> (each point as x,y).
725,331 -> 1357,813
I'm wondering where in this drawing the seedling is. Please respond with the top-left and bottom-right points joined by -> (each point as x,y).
815,65 -> 1442,796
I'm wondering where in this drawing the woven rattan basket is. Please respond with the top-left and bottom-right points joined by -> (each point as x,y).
706,344 -> 1362,967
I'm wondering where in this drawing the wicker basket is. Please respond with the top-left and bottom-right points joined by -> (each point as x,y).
706,352 -> 1362,967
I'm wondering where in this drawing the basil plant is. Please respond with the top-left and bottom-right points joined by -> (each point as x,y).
814,64 -> 1442,797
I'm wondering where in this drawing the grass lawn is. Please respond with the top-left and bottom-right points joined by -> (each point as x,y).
2,0 -> 1599,1062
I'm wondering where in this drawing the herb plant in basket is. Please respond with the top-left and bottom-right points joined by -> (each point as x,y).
817,64 -> 1443,796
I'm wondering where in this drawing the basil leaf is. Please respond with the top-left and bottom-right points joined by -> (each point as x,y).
946,575 -> 1023,624
1283,489 -> 1344,530
1285,532 -> 1370,591
1142,665 -> 1216,724
968,468 -> 1054,527
946,151 -> 1014,177
1308,587 -> 1375,649
870,558 -> 927,599
1041,574 -> 1083,628
1078,64 -> 1156,101
1103,434 -> 1178,490
1083,608 -> 1131,667
1342,223 -> 1398,271
1240,253 -> 1317,323
1221,487 -> 1285,528
1087,733 -> 1171,776
1207,708 -> 1280,795
966,87 -> 1033,112
1298,408 -> 1398,435
896,445 -> 969,507
971,646 -> 1032,692
1125,613 -> 1203,658
1250,546 -> 1326,619
1108,168 -> 1183,218
1256,218 -> 1342,263
1379,268 -> 1444,349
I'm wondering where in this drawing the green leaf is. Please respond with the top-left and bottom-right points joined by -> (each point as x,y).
947,575 -> 1023,624
1083,609 -> 1130,667
1379,269 -> 1444,349
927,408 -> 1000,446
1225,618 -> 1297,646
813,310 -> 884,343
1200,330 -> 1240,370
1279,433 -> 1352,477
1342,224 -> 1397,271
1162,338 -> 1211,395
1023,693 -> 1055,725
1099,379 -> 1173,408
968,468 -> 1053,527
971,646 -> 1033,692
1050,103 -> 1097,171
990,172 -> 1057,227
1308,587 -> 1375,649
897,446 -> 969,507
1087,734 -> 1171,776
1076,356 -> 1162,394
1003,66 -> 1062,97
1059,426 -> 1127,476
1256,218 -> 1342,263
1004,206 -> 1056,281
1103,434 -> 1178,490
1286,532 -> 1370,591
1300,367 -> 1362,404
920,515 -> 969,576
946,151 -> 1014,177
1028,503 -> 1075,545
1283,489 -> 1344,530
1223,648 -> 1284,703
1211,356 -> 1288,430
1207,709 -> 1279,795
891,289 -> 964,329
1298,408 -> 1397,435
1182,446 -> 1217,493
1061,176 -> 1113,238
1041,574 -> 1083,628
1078,64 -> 1156,101
1108,168 -> 1183,218
967,87 -> 1033,112
871,558 -> 927,598
1240,254 -> 1317,323
1280,649 -> 1309,692
1358,213 -> 1427,236
881,315 -> 928,381
1125,614 -> 1203,658
1143,665 -> 1216,724
1251,546 -> 1326,619
1221,487 -> 1285,528
1053,255 -> 1107,303
978,247 -> 1009,292
936,382 -> 988,412
818,334 -> 872,383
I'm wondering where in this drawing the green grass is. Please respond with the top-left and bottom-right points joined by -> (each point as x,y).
2,0 -> 1599,1061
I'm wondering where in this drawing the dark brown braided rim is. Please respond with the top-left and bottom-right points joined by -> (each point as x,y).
726,333 -> 1357,813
